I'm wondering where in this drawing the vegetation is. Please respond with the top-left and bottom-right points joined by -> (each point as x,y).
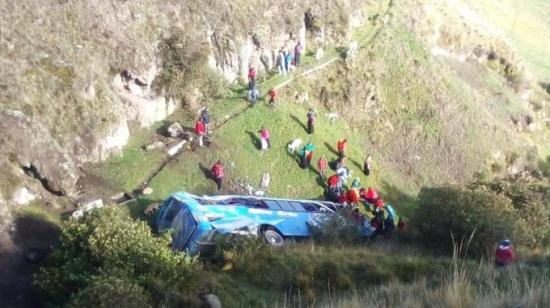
415,180 -> 550,257
35,207 -> 208,307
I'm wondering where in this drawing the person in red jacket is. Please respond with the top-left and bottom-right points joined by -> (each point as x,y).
211,160 -> 225,190
337,190 -> 348,205
195,120 -> 207,147
495,239 -> 517,267
374,199 -> 385,211
248,66 -> 256,90
317,155 -> 328,178
364,187 -> 379,205
336,138 -> 347,159
268,87 -> 277,106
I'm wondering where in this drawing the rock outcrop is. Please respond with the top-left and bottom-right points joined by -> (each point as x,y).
0,111 -> 79,196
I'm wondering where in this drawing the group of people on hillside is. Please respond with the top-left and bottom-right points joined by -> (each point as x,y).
247,41 -> 303,106
277,42 -> 303,75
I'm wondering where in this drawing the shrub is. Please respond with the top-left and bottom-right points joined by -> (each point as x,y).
469,180 -> 550,246
35,207 -> 207,306
153,28 -> 227,109
309,208 -> 365,245
415,186 -> 521,257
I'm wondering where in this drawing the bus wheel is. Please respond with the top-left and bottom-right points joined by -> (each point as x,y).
262,227 -> 284,247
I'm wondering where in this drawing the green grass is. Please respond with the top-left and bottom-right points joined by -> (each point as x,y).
464,0 -> 550,78
147,100 -> 382,200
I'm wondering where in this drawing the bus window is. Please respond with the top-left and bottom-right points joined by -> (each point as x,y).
264,200 -> 281,210
171,207 -> 198,250
277,200 -> 295,211
159,198 -> 183,230
290,202 -> 307,212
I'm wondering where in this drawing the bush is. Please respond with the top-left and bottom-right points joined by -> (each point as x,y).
35,207 -> 207,307
469,180 -> 550,246
309,208 -> 365,245
415,186 -> 521,257
153,28 -> 227,109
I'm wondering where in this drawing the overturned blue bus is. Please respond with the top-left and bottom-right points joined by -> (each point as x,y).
156,192 -> 377,256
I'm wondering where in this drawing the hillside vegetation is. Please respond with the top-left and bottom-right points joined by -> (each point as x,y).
1,0 -> 550,307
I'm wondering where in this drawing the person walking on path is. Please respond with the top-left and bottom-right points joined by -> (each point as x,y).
259,127 -> 271,150
248,86 -> 260,105
277,49 -> 287,75
268,87 -> 277,107
317,155 -> 328,178
294,42 -> 303,66
248,66 -> 257,90
306,109 -> 315,134
200,107 -> 210,134
337,138 -> 347,159
285,50 -> 294,72
299,141 -> 315,169
211,160 -> 225,190
195,119 -> 207,147
364,154 -> 372,176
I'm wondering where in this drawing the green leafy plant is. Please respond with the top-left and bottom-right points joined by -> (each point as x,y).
35,207 -> 207,307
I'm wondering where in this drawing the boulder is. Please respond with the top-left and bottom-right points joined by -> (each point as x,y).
167,122 -> 184,138
0,111 -> 79,196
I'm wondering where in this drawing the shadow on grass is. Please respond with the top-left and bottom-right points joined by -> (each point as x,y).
289,114 -> 308,133
380,181 -> 418,217
246,130 -> 261,150
199,162 -> 214,181
324,142 -> 338,156
349,158 -> 363,171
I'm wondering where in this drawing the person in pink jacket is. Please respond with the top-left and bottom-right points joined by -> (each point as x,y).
259,127 -> 270,150
495,239 -> 517,267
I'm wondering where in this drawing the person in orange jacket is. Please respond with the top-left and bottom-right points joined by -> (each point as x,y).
336,138 -> 347,159
268,87 -> 277,106
347,187 -> 360,207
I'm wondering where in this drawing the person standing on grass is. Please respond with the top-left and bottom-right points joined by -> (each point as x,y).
195,119 -> 207,147
259,127 -> 270,150
334,156 -> 346,171
299,141 -> 315,169
268,87 -> 277,107
248,86 -> 260,105
364,187 -> 378,205
347,186 -> 360,207
277,49 -> 287,75
364,154 -> 372,176
248,66 -> 256,90
211,160 -> 225,190
294,42 -> 303,66
495,240 -> 517,268
306,109 -> 315,134
351,178 -> 361,189
317,155 -> 328,178
337,138 -> 347,159
200,107 -> 210,134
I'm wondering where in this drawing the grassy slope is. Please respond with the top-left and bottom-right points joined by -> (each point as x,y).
463,0 -> 550,79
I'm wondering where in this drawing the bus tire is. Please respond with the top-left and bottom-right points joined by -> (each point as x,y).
262,227 -> 285,247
